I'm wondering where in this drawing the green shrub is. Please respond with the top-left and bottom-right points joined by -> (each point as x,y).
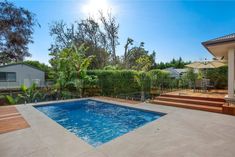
87,70 -> 147,96
148,69 -> 171,89
205,66 -> 228,89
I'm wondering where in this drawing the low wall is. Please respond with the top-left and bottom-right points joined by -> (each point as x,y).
223,105 -> 235,115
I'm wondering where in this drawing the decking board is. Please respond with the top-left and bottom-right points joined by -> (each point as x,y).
0,106 -> 30,134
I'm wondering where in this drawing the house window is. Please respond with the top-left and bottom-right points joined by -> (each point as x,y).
0,72 -> 16,82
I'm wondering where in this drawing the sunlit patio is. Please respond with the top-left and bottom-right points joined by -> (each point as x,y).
1,98 -> 235,157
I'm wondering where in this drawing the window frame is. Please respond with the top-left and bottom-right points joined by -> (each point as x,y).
0,72 -> 16,82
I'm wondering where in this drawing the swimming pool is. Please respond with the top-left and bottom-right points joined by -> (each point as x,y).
35,99 -> 165,147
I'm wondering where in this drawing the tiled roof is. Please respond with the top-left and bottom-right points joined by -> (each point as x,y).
202,33 -> 235,46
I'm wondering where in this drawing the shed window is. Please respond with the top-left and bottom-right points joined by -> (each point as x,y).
0,72 -> 16,82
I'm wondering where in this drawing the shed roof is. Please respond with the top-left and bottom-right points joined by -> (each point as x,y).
0,63 -> 45,73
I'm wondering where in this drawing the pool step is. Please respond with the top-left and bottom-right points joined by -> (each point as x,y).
151,94 -> 224,113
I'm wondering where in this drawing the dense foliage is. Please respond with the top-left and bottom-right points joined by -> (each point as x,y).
49,12 -> 119,68
123,41 -> 156,71
155,57 -> 191,69
6,83 -> 42,104
87,70 -> 149,96
148,69 -> 171,89
0,0 -> 38,64
206,66 -> 228,89
51,44 -> 94,97
49,14 -> 156,70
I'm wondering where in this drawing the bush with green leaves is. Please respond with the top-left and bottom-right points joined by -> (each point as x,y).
51,43 -> 94,97
205,66 -> 227,89
148,69 -> 171,89
87,70 -> 149,96
180,68 -> 199,89
5,83 -> 42,104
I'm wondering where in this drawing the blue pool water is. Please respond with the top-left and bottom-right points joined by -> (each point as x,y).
35,99 -> 165,147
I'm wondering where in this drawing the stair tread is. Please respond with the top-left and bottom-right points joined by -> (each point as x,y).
161,94 -> 225,102
151,100 -> 222,112
157,96 -> 224,105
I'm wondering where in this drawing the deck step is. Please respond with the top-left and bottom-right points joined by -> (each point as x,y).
0,113 -> 21,119
157,96 -> 224,107
161,94 -> 225,102
151,100 -> 222,113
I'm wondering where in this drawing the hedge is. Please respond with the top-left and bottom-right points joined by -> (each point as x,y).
87,70 -> 147,96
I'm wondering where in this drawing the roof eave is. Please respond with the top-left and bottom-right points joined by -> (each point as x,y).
202,39 -> 235,58
202,38 -> 235,47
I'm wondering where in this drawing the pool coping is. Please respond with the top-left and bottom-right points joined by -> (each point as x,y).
34,98 -> 167,116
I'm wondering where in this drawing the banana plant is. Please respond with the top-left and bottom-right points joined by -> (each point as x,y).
18,83 -> 41,103
6,83 -> 41,105
54,43 -> 94,97
5,95 -> 21,105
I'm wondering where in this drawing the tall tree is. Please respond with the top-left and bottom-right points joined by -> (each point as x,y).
99,11 -> 119,64
49,16 -> 110,69
49,21 -> 75,54
0,0 -> 38,64
133,55 -> 152,71
124,37 -> 134,62
124,41 -> 156,70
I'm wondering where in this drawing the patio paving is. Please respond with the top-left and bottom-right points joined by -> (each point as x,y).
0,98 -> 235,157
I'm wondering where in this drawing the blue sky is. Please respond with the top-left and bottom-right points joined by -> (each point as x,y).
12,0 -> 235,64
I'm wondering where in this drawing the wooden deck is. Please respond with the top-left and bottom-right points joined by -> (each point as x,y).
151,89 -> 228,114
0,106 -> 29,134
165,89 -> 227,99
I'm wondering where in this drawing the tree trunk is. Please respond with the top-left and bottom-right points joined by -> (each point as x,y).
141,91 -> 145,102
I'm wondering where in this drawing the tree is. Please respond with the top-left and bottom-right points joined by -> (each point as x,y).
0,0 -> 38,64
206,66 -> 227,89
133,55 -> 152,71
52,43 -> 94,97
135,72 -> 149,101
148,69 -> 171,89
99,11 -> 119,64
155,57 -> 191,69
123,37 -> 134,67
49,21 -> 74,54
124,41 -> 156,70
49,17 -> 110,69
184,68 -> 197,89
